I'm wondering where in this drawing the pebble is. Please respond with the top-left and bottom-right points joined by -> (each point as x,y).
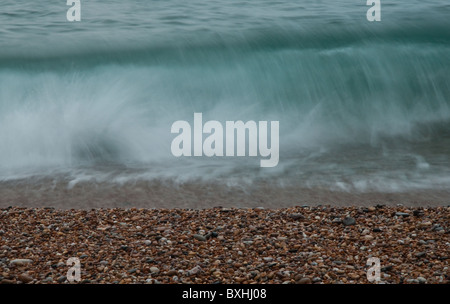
417,277 -> 427,284
364,235 -> 374,241
187,266 -> 203,276
342,217 -> 356,226
381,265 -> 393,272
10,259 -> 33,266
413,210 -> 424,217
297,277 -> 312,284
419,221 -> 432,227
289,213 -> 305,220
432,225 -> 443,231
150,267 -> 160,274
18,273 -> 33,283
193,234 -> 207,242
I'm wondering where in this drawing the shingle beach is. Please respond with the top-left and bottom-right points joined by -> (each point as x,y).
0,205 -> 448,284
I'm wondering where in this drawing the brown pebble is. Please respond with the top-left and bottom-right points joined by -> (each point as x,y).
18,273 -> 33,283
297,277 -> 312,284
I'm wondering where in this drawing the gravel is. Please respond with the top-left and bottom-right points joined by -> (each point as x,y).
0,206 -> 448,284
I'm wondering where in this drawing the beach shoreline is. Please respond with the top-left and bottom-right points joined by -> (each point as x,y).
1,179 -> 450,209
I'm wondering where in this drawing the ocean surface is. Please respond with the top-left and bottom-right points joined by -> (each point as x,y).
1,0 -> 450,208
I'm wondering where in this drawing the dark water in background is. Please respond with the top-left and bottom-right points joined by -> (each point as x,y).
1,1 -> 450,207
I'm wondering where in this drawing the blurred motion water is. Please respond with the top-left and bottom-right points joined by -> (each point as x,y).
0,1 -> 450,207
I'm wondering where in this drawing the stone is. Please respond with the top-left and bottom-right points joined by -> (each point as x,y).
342,217 -> 356,226
415,252 -> 426,258
18,273 -> 33,283
297,277 -> 312,284
432,225 -> 443,232
332,218 -> 342,224
10,259 -> 33,266
187,266 -> 203,276
289,213 -> 305,220
417,277 -> 427,284
364,235 -> 374,241
395,212 -> 410,217
419,221 -> 432,227
150,267 -> 160,274
193,234 -> 207,242
413,210 -> 424,217
381,265 -> 393,272
56,262 -> 65,268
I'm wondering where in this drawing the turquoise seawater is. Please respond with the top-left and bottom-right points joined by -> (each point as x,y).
0,1 -> 450,195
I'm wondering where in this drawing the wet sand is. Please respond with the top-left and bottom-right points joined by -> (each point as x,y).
0,179 -> 449,209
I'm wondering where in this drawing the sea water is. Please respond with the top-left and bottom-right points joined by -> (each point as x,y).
0,1 -> 449,207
